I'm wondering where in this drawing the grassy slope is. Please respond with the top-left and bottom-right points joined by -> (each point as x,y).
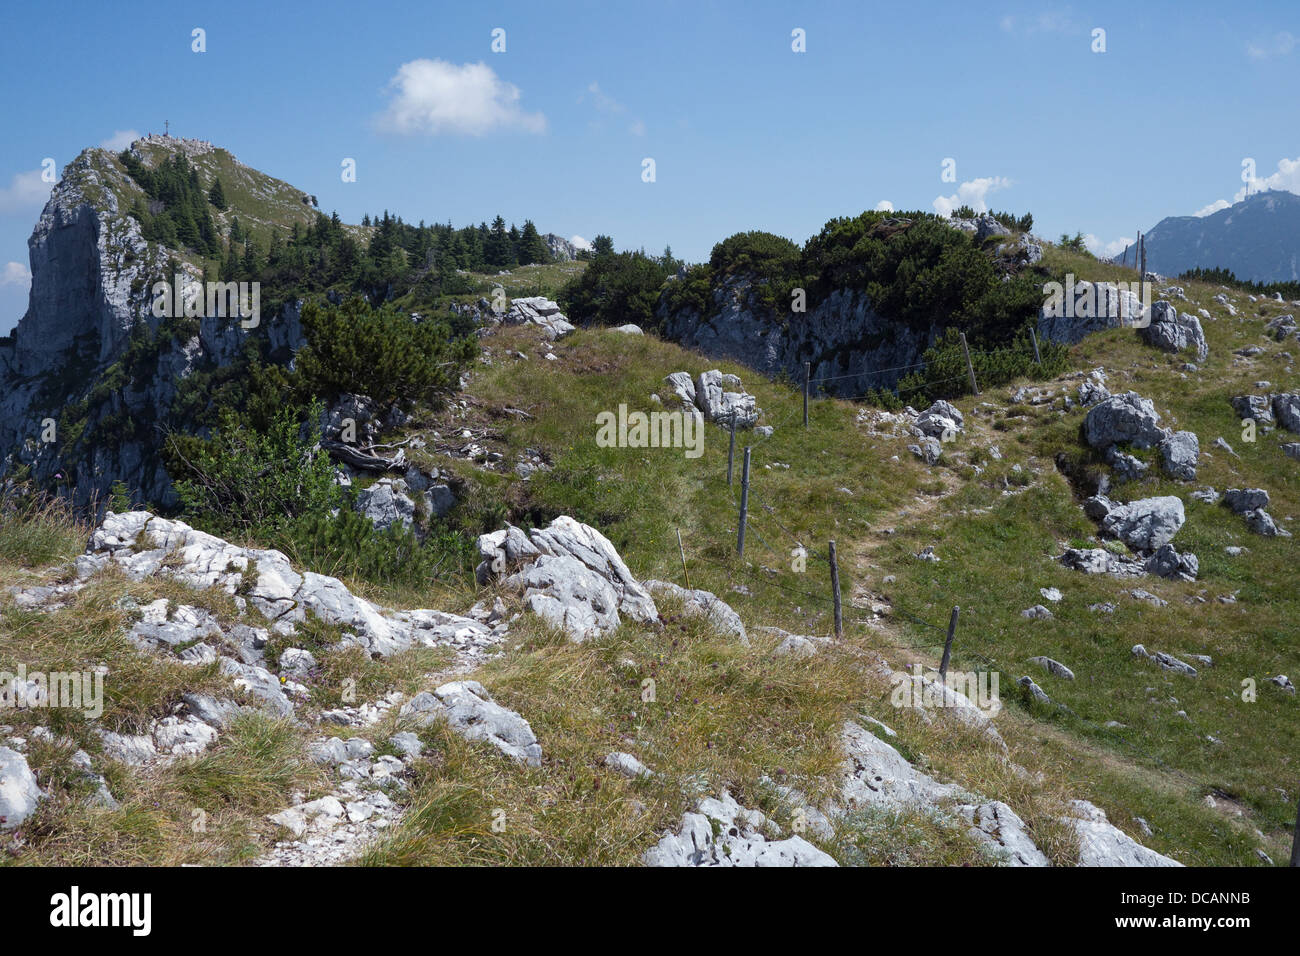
389,251 -> 1293,865
2,250 -> 1294,866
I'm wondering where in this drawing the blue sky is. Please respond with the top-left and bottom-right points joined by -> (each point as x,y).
1,0 -> 1298,333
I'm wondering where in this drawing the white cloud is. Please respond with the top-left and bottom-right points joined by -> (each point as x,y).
0,169 -> 52,214
99,129 -> 141,151
1194,198 -> 1231,217
376,59 -> 546,136
1083,234 -> 1133,258
1194,156 -> 1300,214
875,200 -> 894,212
629,119 -> 647,137
1237,155 -> 1300,199
933,176 -> 1011,217
1,261 -> 31,287
570,235 -> 593,251
1247,31 -> 1296,60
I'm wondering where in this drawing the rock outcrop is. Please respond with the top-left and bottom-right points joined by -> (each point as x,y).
1140,301 -> 1209,362
1038,281 -> 1148,345
659,274 -> 941,397
0,746 -> 43,830
1084,392 -> 1168,450
477,516 -> 658,640
0,141 -> 313,509
644,790 -> 838,867
88,511 -> 501,659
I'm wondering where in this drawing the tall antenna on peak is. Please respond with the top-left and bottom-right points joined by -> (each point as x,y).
164,120 -> 170,137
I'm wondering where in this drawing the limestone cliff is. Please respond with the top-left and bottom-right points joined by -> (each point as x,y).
0,137 -> 307,509
658,274 -> 941,398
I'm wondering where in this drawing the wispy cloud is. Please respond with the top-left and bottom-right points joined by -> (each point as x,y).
1000,8 -> 1078,35
582,82 -> 647,137
376,59 -> 546,136
1247,31 -> 1296,60
0,169 -> 52,215
1194,198 -> 1231,217
1,261 -> 32,287
100,129 -> 141,151
584,82 -> 624,114
933,176 -> 1011,217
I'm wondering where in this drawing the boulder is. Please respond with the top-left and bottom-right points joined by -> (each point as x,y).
1084,392 -> 1168,450
915,400 -> 964,439
503,297 -> 574,340
1077,379 -> 1111,406
1242,509 -> 1291,537
480,517 -> 658,637
354,478 -> 417,532
399,681 -> 542,766
1028,656 -> 1075,680
603,752 -> 652,778
1132,645 -> 1197,676
1140,301 -> 1209,361
1018,675 -> 1051,703
662,372 -> 696,409
510,554 -> 621,641
1099,496 -> 1185,551
1223,487 -> 1270,514
1264,314 -> 1297,341
321,393 -> 380,445
1272,393 -> 1300,433
644,790 -> 837,867
1231,394 -> 1273,425
0,746 -> 43,830
1158,431 -> 1199,481
1143,544 -> 1199,581
954,801 -> 1050,867
909,437 -> 942,465
693,370 -> 760,427
1069,800 -> 1182,867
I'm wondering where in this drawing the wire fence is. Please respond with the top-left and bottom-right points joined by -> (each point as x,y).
674,384 -> 1222,849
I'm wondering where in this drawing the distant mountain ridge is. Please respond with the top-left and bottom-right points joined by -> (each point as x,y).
1121,190 -> 1300,283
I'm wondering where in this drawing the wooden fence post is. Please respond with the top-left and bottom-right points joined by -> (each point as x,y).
803,362 -> 810,428
959,332 -> 980,395
829,540 -> 842,638
1291,792 -> 1300,867
938,606 -> 959,683
727,418 -> 736,486
736,446 -> 751,558
1030,327 -> 1042,365
676,528 -> 691,591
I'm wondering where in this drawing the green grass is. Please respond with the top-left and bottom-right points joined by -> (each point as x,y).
3,251 -> 1295,867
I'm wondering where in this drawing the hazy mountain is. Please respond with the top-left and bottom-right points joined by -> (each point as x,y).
1122,190 -> 1300,283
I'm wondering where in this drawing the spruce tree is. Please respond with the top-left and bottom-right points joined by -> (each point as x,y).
518,220 -> 550,265
208,177 -> 227,210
